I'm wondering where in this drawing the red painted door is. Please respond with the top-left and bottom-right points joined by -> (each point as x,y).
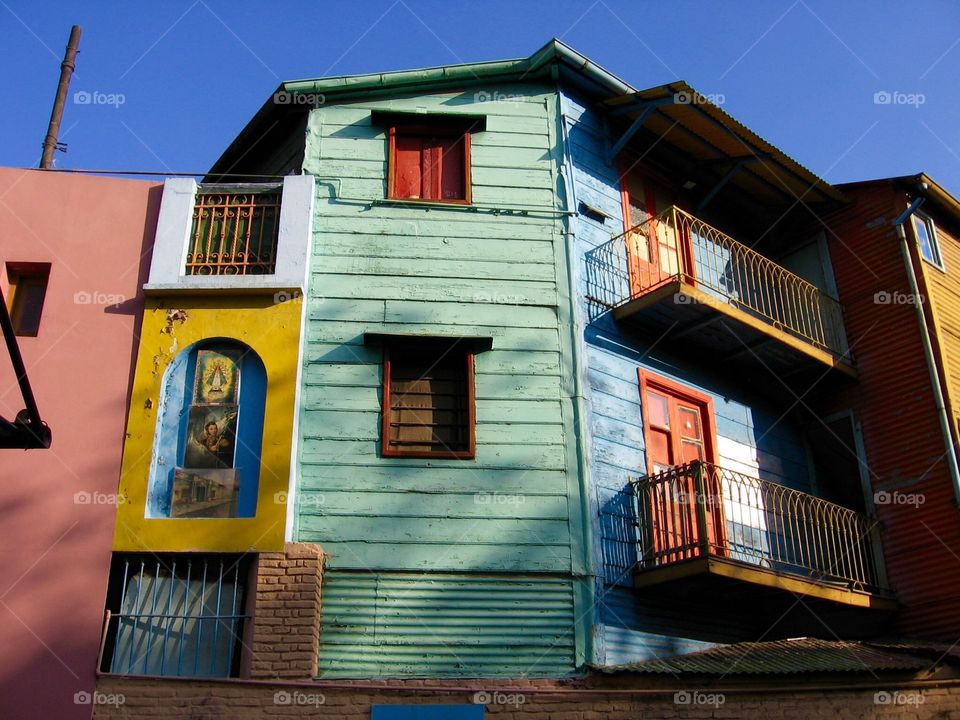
640,375 -> 725,563
621,176 -> 682,297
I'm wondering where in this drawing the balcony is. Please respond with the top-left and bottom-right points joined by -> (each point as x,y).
632,461 -> 894,614
586,206 -> 855,380
144,176 -> 314,294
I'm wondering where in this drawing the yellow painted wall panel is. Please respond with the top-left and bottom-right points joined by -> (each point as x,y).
113,295 -> 301,552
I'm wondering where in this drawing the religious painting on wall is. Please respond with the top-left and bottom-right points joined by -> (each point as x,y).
171,467 -> 239,518
184,406 -> 238,469
170,345 -> 245,518
193,349 -> 240,405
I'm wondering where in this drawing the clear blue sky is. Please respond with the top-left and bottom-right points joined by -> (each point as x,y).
1,1 -> 958,192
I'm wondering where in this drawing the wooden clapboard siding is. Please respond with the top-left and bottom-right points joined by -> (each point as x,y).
292,85 -> 589,676
298,86 -> 584,574
561,91 -> 818,666
597,586 -> 745,666
295,85 -> 587,677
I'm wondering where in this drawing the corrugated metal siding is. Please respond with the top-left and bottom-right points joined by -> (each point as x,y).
823,185 -> 960,637
319,572 -> 577,677
921,220 -> 960,450
601,637 -> 951,675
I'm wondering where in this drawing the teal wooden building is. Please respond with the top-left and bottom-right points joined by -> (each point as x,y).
209,41 -> 599,678
207,39 -> 895,678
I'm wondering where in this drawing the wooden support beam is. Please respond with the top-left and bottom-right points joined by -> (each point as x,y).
695,158 -> 747,214
606,106 -> 654,164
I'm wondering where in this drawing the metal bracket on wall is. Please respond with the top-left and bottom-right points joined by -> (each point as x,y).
0,286 -> 51,449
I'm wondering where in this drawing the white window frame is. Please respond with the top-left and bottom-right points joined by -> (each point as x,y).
912,211 -> 945,271
145,175 -> 315,293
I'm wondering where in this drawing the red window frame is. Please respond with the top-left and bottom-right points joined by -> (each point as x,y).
638,369 -> 718,473
381,344 -> 476,459
387,124 -> 472,204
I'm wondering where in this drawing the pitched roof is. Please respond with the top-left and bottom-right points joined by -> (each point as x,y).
208,40 -> 841,209
839,173 -> 960,220
595,638 -> 960,675
209,39 -> 625,177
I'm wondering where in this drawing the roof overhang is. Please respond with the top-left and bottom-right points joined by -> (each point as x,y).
208,38 -> 630,178
838,173 -> 960,221
603,81 -> 846,208
207,40 -> 843,214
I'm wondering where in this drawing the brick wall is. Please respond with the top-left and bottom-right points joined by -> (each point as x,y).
92,544 -> 960,718
91,676 -> 960,718
248,543 -> 325,680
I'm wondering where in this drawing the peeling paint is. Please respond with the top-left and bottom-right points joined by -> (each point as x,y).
114,300 -> 301,553
161,309 -> 188,334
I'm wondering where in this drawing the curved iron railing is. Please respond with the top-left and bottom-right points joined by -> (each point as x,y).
186,186 -> 282,276
631,461 -> 883,591
587,206 -> 846,355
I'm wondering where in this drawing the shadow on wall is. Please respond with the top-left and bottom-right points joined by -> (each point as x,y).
0,481 -> 120,719
592,338 -> 819,649
105,183 -> 163,445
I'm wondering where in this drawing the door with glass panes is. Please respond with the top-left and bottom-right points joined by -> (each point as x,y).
639,371 -> 725,563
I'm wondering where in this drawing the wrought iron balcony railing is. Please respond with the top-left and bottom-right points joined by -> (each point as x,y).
632,461 -> 883,591
587,206 -> 846,356
185,186 -> 282,276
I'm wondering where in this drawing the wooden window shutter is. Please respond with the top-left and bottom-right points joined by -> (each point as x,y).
438,135 -> 465,200
382,346 -> 475,458
394,134 -> 424,199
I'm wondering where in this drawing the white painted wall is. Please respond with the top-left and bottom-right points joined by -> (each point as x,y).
145,175 -> 315,293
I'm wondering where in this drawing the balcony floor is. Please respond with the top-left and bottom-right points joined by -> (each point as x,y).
612,280 -> 857,383
635,555 -> 896,611
634,553 -> 896,639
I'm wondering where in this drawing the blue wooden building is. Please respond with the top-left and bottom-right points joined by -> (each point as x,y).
554,51 -> 892,666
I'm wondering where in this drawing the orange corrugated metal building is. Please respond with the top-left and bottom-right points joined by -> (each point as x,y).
823,175 -> 960,637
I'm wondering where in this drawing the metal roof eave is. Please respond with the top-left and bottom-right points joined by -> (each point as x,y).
837,173 -> 960,222
208,39 -> 636,176
604,81 -> 847,208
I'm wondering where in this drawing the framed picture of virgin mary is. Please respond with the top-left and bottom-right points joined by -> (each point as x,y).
193,349 -> 240,405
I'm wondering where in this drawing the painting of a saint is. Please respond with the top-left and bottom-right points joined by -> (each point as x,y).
184,406 -> 238,468
194,349 -> 240,405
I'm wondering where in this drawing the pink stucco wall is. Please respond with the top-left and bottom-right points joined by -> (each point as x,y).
0,168 -> 161,720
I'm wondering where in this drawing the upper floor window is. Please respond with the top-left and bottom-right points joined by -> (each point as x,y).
381,340 -> 475,458
186,188 -> 282,276
912,212 -> 944,269
149,340 -> 266,518
5,262 -> 50,337
388,123 -> 471,203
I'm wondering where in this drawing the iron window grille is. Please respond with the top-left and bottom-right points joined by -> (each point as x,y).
100,554 -> 249,677
186,187 -> 282,276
